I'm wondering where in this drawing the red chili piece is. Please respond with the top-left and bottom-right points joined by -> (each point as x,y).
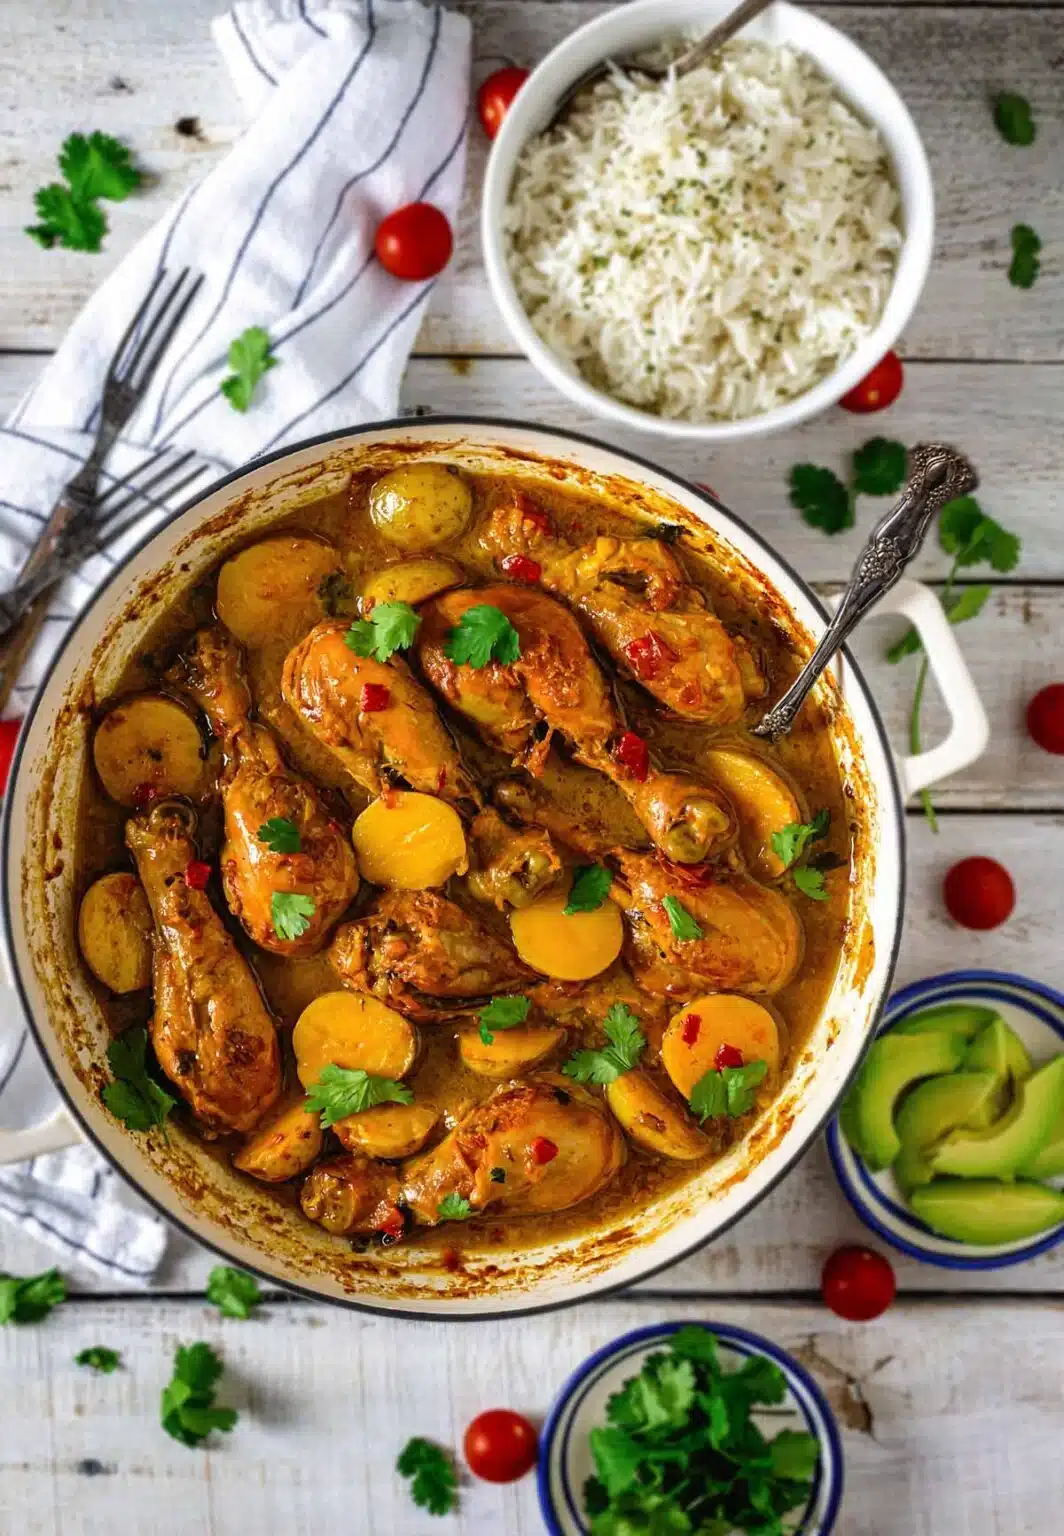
529,1136 -> 558,1166
681,1013 -> 701,1046
441,1246 -> 462,1272
184,860 -> 211,891
514,495 -> 552,536
943,856 -> 1015,931
614,730 -> 650,783
500,553 -> 542,585
821,1245 -> 896,1321
376,1205 -> 405,1240
715,1043 -> 744,1070
0,717 -> 21,797
1027,684 -> 1064,755
359,683 -> 390,713
131,781 -> 159,811
838,350 -> 904,414
624,631 -> 677,681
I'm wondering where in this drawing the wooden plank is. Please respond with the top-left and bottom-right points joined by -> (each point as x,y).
0,1293 -> 1059,1535
0,5 -> 1059,359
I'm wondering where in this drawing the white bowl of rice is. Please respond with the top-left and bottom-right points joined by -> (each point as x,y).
481,0 -> 934,441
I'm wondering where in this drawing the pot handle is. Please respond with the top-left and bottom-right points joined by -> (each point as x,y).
0,1108 -> 83,1165
859,575 -> 989,796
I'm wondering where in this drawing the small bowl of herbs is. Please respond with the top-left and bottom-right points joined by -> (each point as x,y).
537,1321 -> 843,1535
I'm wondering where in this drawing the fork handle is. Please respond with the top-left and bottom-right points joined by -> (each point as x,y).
0,591 -> 52,714
674,0 -> 776,76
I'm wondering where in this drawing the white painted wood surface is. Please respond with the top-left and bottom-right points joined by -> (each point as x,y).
1,2 -> 1062,1532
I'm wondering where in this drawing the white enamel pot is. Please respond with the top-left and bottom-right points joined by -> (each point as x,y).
0,419 -> 987,1317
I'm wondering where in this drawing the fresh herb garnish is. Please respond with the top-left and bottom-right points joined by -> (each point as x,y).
397,1436 -> 459,1516
437,1193 -> 474,1222
583,1325 -> 817,1533
792,865 -> 830,902
444,605 -> 522,668
661,895 -> 702,941
160,1342 -> 238,1449
206,1266 -> 262,1320
220,326 -> 279,412
271,890 -> 315,940
27,132 -> 141,251
788,463 -> 852,535
490,1167 -> 506,1183
1009,224 -> 1041,289
101,1027 -> 176,1132
0,1268 -> 66,1325
257,817 -> 301,854
689,1059 -> 769,1121
564,863 -> 613,916
317,569 -> 353,617
852,436 -> 907,497
770,809 -> 830,870
304,1064 -> 413,1128
994,92 -> 1035,146
477,994 -> 531,1046
886,585 -> 992,663
345,601 -> 420,663
76,1346 -> 121,1372
563,1003 -> 646,1085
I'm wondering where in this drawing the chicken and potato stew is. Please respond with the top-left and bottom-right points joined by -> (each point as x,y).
76,458 -> 850,1259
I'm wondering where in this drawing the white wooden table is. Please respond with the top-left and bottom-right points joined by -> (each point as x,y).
1,3 -> 1061,1532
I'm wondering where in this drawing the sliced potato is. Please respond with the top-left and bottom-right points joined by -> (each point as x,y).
362,557 -> 464,610
458,1025 -> 566,1079
662,994 -> 781,1099
216,535 -> 340,647
293,991 -> 418,1087
233,1092 -> 323,1183
92,695 -> 204,807
705,747 -> 801,879
509,889 -> 623,981
334,1102 -> 439,1159
77,872 -> 153,993
352,791 -> 468,889
368,464 -> 473,550
300,1155 -> 401,1236
605,1070 -> 710,1160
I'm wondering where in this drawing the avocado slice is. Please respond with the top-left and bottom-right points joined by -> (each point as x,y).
1017,1097 -> 1064,1179
843,1030 -> 967,1171
931,1055 -> 1064,1179
964,1016 -> 1033,1084
892,1071 -> 1004,1193
893,1003 -> 998,1041
909,1179 -> 1064,1245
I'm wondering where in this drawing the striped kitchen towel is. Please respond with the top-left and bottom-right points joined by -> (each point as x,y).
0,0 -> 470,1282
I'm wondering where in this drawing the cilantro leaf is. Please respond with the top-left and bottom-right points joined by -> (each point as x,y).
490,1166 -> 506,1183
788,463 -> 853,535
689,1059 -> 768,1122
768,1429 -> 819,1481
397,1437 -> 459,1516
444,604 -> 522,668
60,132 -> 141,203
160,1342 -> 237,1448
304,1064 -> 412,1128
562,1003 -> 646,1084
994,92 -> 1035,147
589,1426 -> 647,1499
271,890 -> 315,941
0,1268 -> 66,1325
939,497 -> 1020,572
257,817 -> 301,854
437,1193 -> 473,1222
206,1266 -> 262,1320
589,1490 -> 694,1535
887,584 -> 993,663
477,993 -> 530,1046
769,809 -> 829,870
220,326 -> 279,412
101,1027 -> 175,1132
792,865 -> 829,901
564,863 -> 613,915
606,1354 -> 696,1437
26,183 -> 107,252
317,569 -> 353,617
661,895 -> 702,941
852,437 -> 907,497
344,601 -> 420,662
76,1346 -> 121,1373
1009,223 -> 1041,289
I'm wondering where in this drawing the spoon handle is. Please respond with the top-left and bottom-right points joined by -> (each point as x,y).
751,443 -> 979,742
675,0 -> 777,77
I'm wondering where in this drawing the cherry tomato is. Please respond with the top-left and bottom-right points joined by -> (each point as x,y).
0,718 -> 21,796
682,1012 -> 701,1046
477,67 -> 530,139
374,202 -> 453,282
529,1136 -> 558,1165
359,683 -> 390,713
715,1043 -> 744,1070
614,730 -> 650,783
1027,684 -> 1064,755
184,860 -> 211,891
943,856 -> 1015,930
839,350 -> 904,414
464,1409 -> 539,1483
821,1245 -> 896,1321
500,553 -> 542,585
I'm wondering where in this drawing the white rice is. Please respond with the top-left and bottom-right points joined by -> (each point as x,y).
503,40 -> 902,423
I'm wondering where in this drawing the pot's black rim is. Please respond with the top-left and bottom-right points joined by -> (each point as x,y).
0,413 -> 906,1320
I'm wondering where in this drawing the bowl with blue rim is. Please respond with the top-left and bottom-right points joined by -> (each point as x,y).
826,969 -> 1064,1270
537,1321 -> 843,1535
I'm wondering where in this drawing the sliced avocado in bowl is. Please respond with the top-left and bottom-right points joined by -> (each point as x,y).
1017,1097 -> 1064,1179
910,1178 -> 1064,1245
892,1070 -> 1004,1193
930,1055 -> 1064,1179
892,1004 -> 998,1042
843,1030 -> 967,1171
964,1016 -> 1033,1085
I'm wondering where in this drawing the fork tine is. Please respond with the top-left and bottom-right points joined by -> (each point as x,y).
95,447 -> 198,521
92,444 -> 175,517
121,269 -> 204,394
95,462 -> 213,544
104,267 -> 168,388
